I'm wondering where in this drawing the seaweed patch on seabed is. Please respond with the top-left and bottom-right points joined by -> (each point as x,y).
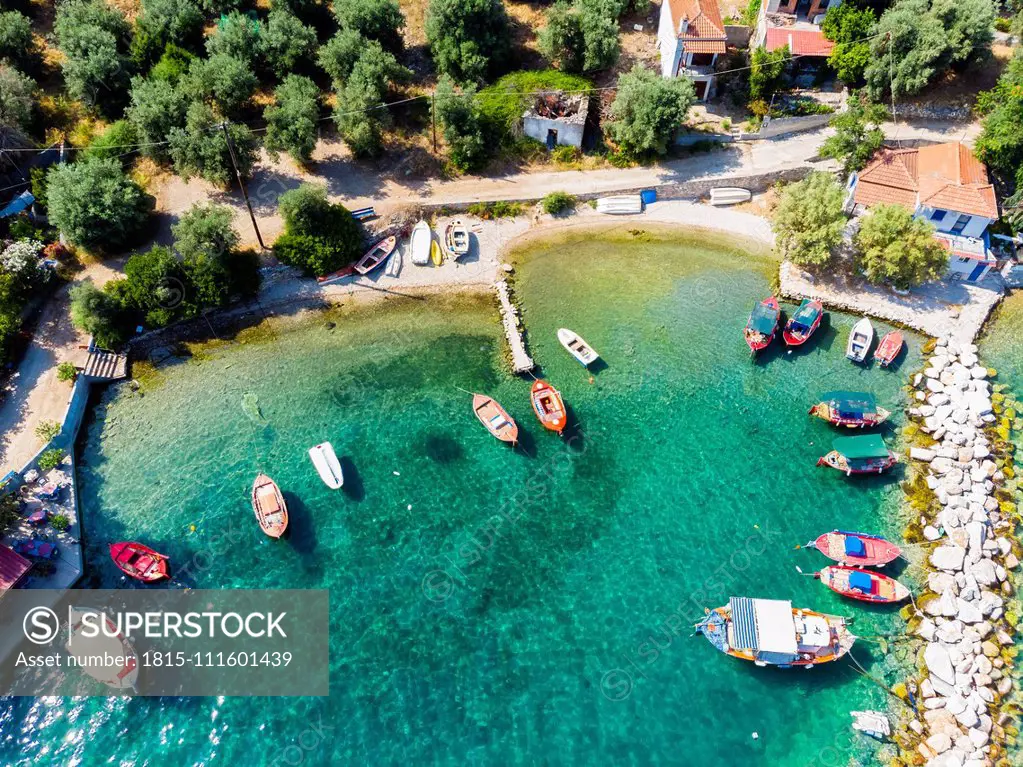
890,336 -> 1022,767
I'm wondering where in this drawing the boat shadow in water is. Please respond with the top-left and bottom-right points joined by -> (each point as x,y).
586,358 -> 609,376
514,429 -> 538,458
282,492 -> 318,554
339,457 -> 365,502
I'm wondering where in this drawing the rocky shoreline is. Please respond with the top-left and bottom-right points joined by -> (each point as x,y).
900,336 -> 1019,766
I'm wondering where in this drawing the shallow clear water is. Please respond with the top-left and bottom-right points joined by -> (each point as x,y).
2,229 -> 923,765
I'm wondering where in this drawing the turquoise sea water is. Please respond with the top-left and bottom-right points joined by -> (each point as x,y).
2,229 -> 923,766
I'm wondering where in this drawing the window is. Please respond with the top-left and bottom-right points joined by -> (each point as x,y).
691,53 -> 715,66
930,209 -> 945,222
950,214 -> 971,235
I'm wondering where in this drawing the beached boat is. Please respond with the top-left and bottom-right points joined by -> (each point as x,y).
595,195 -> 643,215
805,530 -> 902,567
109,541 -> 169,582
709,187 -> 752,206
816,565 -> 911,604
744,297 -> 780,353
696,596 -> 856,668
472,394 -> 518,444
846,318 -> 874,362
409,220 -> 431,266
531,379 -> 568,434
431,238 -> 442,266
557,328 -> 599,366
851,711 -> 891,740
353,236 -> 397,276
308,442 -> 343,489
782,299 -> 823,346
67,606 -> 139,690
444,220 -> 470,259
874,331 -> 904,367
817,434 -> 897,475
809,391 -> 891,428
385,245 -> 402,278
316,265 -> 355,285
251,473 -> 288,538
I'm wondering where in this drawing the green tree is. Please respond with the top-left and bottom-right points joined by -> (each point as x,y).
606,65 -> 696,155
333,47 -> 410,157
264,75 -> 320,163
69,282 -> 129,348
772,172 -> 847,268
435,76 -> 489,171
976,51 -> 1023,189
819,92 -> 887,177
261,9 -> 318,72
138,0 -> 205,51
205,10 -> 263,64
822,3 -> 876,84
539,2 -> 586,73
273,184 -> 363,276
0,11 -> 36,70
318,29 -> 366,83
54,0 -> 133,108
426,0 -> 510,84
182,53 -> 258,115
854,203 -> 948,288
47,158 -> 152,250
168,102 -> 259,186
333,0 -> 405,53
0,64 -> 34,131
84,120 -> 140,166
932,0 -> 995,68
150,43 -> 196,84
749,45 -> 787,103
172,202 -> 257,306
125,76 -> 189,160
579,1 -> 620,71
121,245 -> 193,326
172,202 -> 240,263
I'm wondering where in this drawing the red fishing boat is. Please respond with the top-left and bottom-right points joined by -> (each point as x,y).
316,265 -> 356,285
353,236 -> 397,276
472,394 -> 518,444
251,473 -> 289,538
804,530 -> 901,567
816,566 -> 911,603
109,541 -> 169,582
874,331 -> 904,367
530,379 -> 567,434
782,299 -> 823,346
744,297 -> 780,353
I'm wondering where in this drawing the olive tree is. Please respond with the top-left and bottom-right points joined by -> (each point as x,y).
435,76 -> 488,171
772,172 -> 848,268
333,0 -> 405,53
854,204 -> 948,288
606,65 -> 695,155
125,76 -> 189,160
54,0 -> 133,107
426,0 -> 510,84
0,64 -> 35,131
168,102 -> 259,186
264,75 -> 320,163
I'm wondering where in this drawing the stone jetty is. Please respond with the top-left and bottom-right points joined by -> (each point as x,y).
903,336 -> 1018,766
494,280 -> 535,375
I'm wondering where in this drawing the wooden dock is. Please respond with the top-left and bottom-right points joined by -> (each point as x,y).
82,346 -> 128,381
495,281 -> 534,375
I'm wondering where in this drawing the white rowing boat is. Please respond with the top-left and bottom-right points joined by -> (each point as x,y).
595,195 -> 643,215
308,442 -> 344,489
444,219 -> 470,259
409,221 -> 431,266
385,245 -> 402,277
846,318 -> 874,363
709,187 -> 752,206
557,328 -> 599,366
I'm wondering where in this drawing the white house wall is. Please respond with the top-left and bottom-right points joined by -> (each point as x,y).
657,1 -> 683,77
523,116 -> 585,148
916,206 -> 991,239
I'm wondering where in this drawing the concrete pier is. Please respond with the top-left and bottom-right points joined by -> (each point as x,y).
495,280 -> 534,374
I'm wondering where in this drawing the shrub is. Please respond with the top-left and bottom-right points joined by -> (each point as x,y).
35,421 -> 62,442
606,65 -> 696,155
333,0 -> 405,53
84,120 -> 140,165
466,201 -> 523,219
69,282 -> 129,348
749,45 -> 787,103
273,185 -> 363,275
51,514 -> 70,532
150,43 -> 195,84
552,145 -> 582,164
435,76 -> 489,171
854,203 -> 948,289
772,171 -> 847,268
38,449 -> 66,472
264,75 -> 320,164
542,191 -> 576,214
0,64 -> 35,132
995,16 -> 1011,32
426,0 -> 510,84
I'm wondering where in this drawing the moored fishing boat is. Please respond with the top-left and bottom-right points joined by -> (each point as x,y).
472,394 -> 518,444
846,318 -> 874,362
557,328 -> 599,366
744,297 -> 780,353
695,596 -> 856,668
308,442 -> 344,489
444,220 -> 470,259
530,379 -> 567,434
109,541 -> 169,582
809,391 -> 891,428
409,220 -> 431,266
67,606 -> 139,690
816,565 -> 910,603
251,473 -> 288,538
353,236 -> 397,276
804,530 -> 901,567
817,434 -> 897,475
782,299 -> 823,346
874,331 -> 904,367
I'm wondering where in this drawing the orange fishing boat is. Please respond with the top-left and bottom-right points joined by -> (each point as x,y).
530,379 -> 567,434
109,542 -> 169,583
251,473 -> 288,538
874,331 -> 904,367
472,394 -> 518,444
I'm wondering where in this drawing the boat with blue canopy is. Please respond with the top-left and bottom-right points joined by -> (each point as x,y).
809,391 -> 891,428
817,434 -> 897,475
782,298 -> 823,346
816,565 -> 910,603
744,297 -> 780,353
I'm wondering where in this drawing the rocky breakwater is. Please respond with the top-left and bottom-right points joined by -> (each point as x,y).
902,336 -> 1019,767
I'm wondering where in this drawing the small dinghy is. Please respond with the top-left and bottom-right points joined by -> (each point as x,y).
557,328 -> 599,366
531,379 -> 567,434
409,220 -> 432,266
846,318 -> 874,362
354,236 -> 397,276
308,442 -> 344,489
804,530 -> 901,567
67,606 -> 139,690
709,187 -> 752,206
595,195 -> 643,215
696,596 -> 857,668
109,541 -> 169,582
817,434 -> 897,475
816,565 -> 910,603
782,299 -> 823,347
472,394 -> 518,444
385,245 -> 402,277
745,297 -> 780,353
444,219 -> 470,259
431,238 -> 442,266
251,473 -> 288,538
874,331 -> 904,367
809,391 -> 891,428
851,710 -> 891,740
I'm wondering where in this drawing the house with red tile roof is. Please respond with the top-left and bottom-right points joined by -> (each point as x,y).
657,0 -> 727,101
0,544 -> 31,594
847,143 -> 1000,282
755,0 -> 839,60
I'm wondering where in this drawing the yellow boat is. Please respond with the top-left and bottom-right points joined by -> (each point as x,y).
431,239 -> 442,266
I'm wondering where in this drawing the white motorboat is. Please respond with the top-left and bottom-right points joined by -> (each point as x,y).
709,187 -> 752,206
846,318 -> 874,363
595,195 -> 643,215
444,219 -> 470,259
851,710 -> 890,740
557,328 -> 599,366
409,221 -> 432,266
308,442 -> 344,489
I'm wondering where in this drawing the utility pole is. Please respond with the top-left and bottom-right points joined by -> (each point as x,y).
221,120 -> 266,250
431,93 -> 437,153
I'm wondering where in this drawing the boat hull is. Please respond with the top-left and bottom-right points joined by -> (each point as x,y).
846,319 -> 874,362
444,220 -> 470,258
409,221 -> 431,266
308,443 -> 344,489
809,403 -> 891,429
531,380 -> 567,433
818,450 -> 897,475
782,300 -> 823,346
817,565 -> 910,603
252,473 -> 289,538
745,297 -> 780,352
354,236 -> 397,276
557,328 -> 599,366
109,542 -> 169,583
874,331 -> 904,367
472,394 -> 518,443
67,607 -> 139,690
809,531 -> 902,567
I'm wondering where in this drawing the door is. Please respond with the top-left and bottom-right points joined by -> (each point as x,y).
546,129 -> 558,149
967,261 -> 988,282
694,81 -> 708,100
